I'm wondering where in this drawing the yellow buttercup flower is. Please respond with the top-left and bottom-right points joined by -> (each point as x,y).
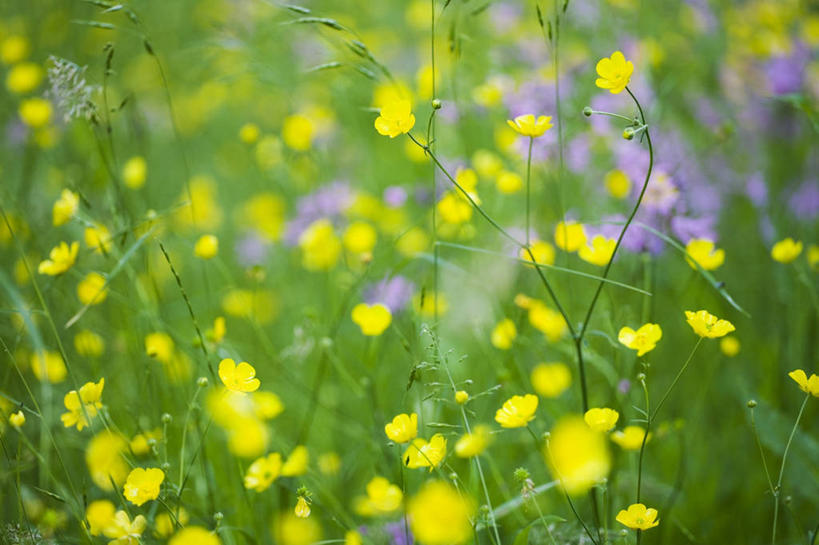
61,378 -> 105,430
52,189 -> 79,226
122,156 -> 147,189
554,221 -> 587,252
294,496 -> 311,518
616,503 -> 660,530
455,390 -> 469,404
282,114 -> 314,151
579,235 -> 616,266
506,114 -> 553,138
6,62 -> 44,94
595,51 -> 634,94
490,318 -> 517,350
684,310 -> 735,338
374,99 -> 416,138
86,430 -> 129,490
169,526 -> 221,545
351,303 -> 392,336
495,394 -> 538,428
84,224 -> 112,254
130,428 -> 162,456
437,191 -> 473,225
244,452 -> 282,492
9,410 -> 25,428
808,244 -> 819,271
618,323 -> 662,356
77,272 -> 108,305
771,237 -> 803,263
720,336 -> 740,357
604,169 -> 631,199
343,221 -> 377,255
496,171 -> 523,194
545,415 -> 611,496
414,290 -> 448,317
218,358 -> 261,393
194,234 -> 219,259
31,350 -> 67,383
403,434 -> 447,470
788,369 -> 819,397
19,97 -> 52,128
38,241 -> 78,275
239,122 -> 260,144
528,301 -> 568,342
584,408 -> 619,432
454,424 -> 492,458
685,238 -> 725,270
610,425 -> 650,450
531,362 -> 571,398
354,476 -> 403,515
385,413 -> 418,443
123,467 -> 164,506
299,218 -> 341,271
206,316 -> 226,344
145,332 -> 174,363
522,240 -> 555,267
407,481 -> 474,545
282,445 -> 309,476
103,510 -> 147,544
85,499 -> 116,536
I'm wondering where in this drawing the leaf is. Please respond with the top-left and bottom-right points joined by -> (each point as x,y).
513,524 -> 533,545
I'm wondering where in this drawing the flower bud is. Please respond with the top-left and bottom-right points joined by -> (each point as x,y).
197,376 -> 209,388
432,99 -> 442,110
747,399 -> 757,408
214,512 -> 224,523
161,413 -> 172,424
582,106 -> 593,117
623,127 -> 635,140
161,462 -> 171,471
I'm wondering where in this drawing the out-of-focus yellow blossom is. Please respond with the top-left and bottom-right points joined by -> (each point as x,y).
31,350 -> 67,383
344,531 -> 362,545
579,235 -> 616,266
244,452 -> 282,492
416,64 -> 434,100
788,369 -> 819,397
299,218 -> 341,271
52,189 -> 79,226
616,503 -> 660,530
372,80 -> 413,109
595,51 -> 634,94
495,122 -> 518,152
413,291 -> 448,317
385,413 -> 417,443
546,415 -> 611,495
0,212 -> 28,246
122,156 -> 147,189
221,289 -> 278,323
528,301 -> 568,342
194,234 -> 219,259
84,224 -> 112,254
473,79 -> 504,107
168,526 -> 221,545
130,429 -> 162,456
807,244 -> 819,271
85,500 -> 116,536
276,512 -> 322,545
343,221 -> 377,255
351,302 -> 391,336
455,425 -> 491,458
77,272 -> 108,306
437,191 -> 473,225
404,434 -> 447,470
496,171 -> 523,194
255,135 -> 283,169
282,445 -> 309,476
14,256 -> 31,285
9,410 -> 25,428
354,476 -> 403,516
282,113 -> 314,151
685,310 -> 735,338
495,394 -> 538,428
86,430 -> 129,490
507,114 -> 553,137
38,241 -> 78,275
522,240 -> 555,267
405,135 -> 429,162
605,169 -> 631,199
1,36 -> 29,64
61,378 -> 105,431
253,391 -> 285,420
294,496 -> 311,518
584,408 -> 619,432
239,122 -> 260,144
176,175 -> 223,231
205,388 -> 270,458
554,221 -> 587,252
531,362 -> 571,398
720,336 -> 740,357
374,99 -> 415,138
397,227 -> 430,256
123,467 -> 164,506
611,425 -> 650,450
206,316 -> 226,344
219,358 -> 261,393
103,510 -> 146,545
685,238 -> 725,270
19,97 -> 52,128
473,149 -> 503,178
771,237 -> 803,263
618,323 -> 662,356
318,452 -> 341,475
407,481 -> 474,545
491,318 -> 517,350
455,390 -> 469,404
145,332 -> 174,363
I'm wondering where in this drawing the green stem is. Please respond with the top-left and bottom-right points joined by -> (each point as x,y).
526,136 -> 533,246
772,393 -> 810,545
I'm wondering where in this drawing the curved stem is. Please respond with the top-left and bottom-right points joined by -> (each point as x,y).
772,393 -> 810,545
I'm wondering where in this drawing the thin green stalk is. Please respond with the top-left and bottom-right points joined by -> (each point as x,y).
749,404 -> 775,496
772,393 -> 810,545
526,136 -> 533,246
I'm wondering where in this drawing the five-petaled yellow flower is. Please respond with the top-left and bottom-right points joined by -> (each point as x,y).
616,503 -> 660,530
495,394 -> 538,428
374,99 -> 416,138
53,189 -> 79,226
618,323 -> 662,356
351,303 -> 392,336
578,235 -> 616,266
38,241 -> 79,275
385,412 -> 418,443
506,114 -> 553,138
61,378 -> 105,430
454,425 -> 492,458
123,467 -> 165,506
244,452 -> 282,492
403,433 -> 447,470
684,310 -> 735,338
685,238 -> 725,271
610,425 -> 650,450
771,237 -> 803,264
584,408 -> 619,432
595,51 -> 634,94
9,410 -> 25,428
218,358 -> 261,392
788,369 -> 819,397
